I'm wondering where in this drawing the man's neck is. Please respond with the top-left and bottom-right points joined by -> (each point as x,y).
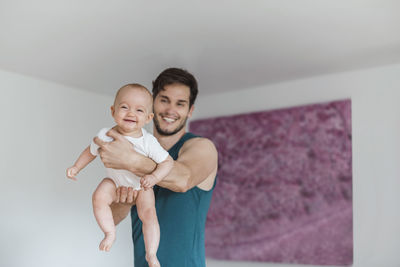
153,128 -> 187,151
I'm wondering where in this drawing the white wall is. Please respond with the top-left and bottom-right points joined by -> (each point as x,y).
1,63 -> 399,267
193,64 -> 400,267
0,70 -> 134,267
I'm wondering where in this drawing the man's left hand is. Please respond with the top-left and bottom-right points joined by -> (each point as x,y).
94,128 -> 139,170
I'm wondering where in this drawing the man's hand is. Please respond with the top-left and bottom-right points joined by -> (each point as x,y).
110,187 -> 139,225
94,128 -> 137,170
115,186 -> 139,204
94,128 -> 157,176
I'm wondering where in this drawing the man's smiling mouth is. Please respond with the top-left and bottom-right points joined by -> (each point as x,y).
162,116 -> 177,123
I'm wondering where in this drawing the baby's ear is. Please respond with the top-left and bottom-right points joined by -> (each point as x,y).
110,105 -> 115,116
146,112 -> 154,123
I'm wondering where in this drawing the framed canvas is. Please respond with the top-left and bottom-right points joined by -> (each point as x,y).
189,99 -> 353,266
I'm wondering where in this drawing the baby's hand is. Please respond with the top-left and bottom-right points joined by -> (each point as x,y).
140,174 -> 159,190
66,166 -> 79,181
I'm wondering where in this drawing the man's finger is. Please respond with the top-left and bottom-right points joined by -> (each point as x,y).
115,187 -> 121,203
120,186 -> 128,203
106,128 -> 123,140
132,190 -> 139,203
126,187 -> 134,203
93,136 -> 107,147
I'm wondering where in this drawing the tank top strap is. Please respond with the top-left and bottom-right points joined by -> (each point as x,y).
168,132 -> 200,160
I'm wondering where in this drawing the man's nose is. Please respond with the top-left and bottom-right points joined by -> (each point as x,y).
164,103 -> 174,113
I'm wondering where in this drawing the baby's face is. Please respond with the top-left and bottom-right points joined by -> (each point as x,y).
111,87 -> 153,134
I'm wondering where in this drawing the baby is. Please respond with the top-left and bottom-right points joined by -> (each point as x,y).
66,84 -> 173,267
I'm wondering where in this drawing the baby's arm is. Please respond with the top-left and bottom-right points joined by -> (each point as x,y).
141,155 -> 174,190
66,146 -> 96,181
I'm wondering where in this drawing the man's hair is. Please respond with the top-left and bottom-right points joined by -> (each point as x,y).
152,68 -> 198,108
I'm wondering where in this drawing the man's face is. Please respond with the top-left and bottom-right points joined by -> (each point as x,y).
153,83 -> 194,136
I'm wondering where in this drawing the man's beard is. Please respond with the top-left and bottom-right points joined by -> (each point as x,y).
154,114 -> 188,136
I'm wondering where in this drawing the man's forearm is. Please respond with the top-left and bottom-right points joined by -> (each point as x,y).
130,155 -> 189,192
128,154 -> 157,177
110,203 -> 132,225
156,161 -> 191,192
125,151 -> 187,191
126,148 -> 201,193
156,138 -> 218,192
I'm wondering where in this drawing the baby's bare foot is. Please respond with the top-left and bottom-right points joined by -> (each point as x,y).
146,254 -> 160,267
99,232 -> 116,252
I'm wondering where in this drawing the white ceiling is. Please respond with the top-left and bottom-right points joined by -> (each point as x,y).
1,0 -> 400,96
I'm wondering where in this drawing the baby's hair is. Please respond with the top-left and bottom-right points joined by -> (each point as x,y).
114,83 -> 153,111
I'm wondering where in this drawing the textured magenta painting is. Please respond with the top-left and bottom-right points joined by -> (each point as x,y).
189,99 -> 352,266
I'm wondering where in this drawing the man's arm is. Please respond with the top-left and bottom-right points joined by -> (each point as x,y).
157,138 -> 218,192
141,155 -> 174,190
94,129 -> 157,176
94,129 -> 218,193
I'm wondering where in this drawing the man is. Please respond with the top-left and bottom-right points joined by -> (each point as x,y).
94,68 -> 218,267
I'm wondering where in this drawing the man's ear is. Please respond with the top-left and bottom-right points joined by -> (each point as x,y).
188,105 -> 195,118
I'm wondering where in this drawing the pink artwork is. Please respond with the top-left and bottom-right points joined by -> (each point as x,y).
189,99 -> 352,266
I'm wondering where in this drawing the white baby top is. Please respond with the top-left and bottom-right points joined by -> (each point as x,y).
90,127 -> 169,190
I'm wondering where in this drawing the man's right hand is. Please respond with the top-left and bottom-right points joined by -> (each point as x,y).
94,129 -> 136,171
115,186 -> 139,205
111,187 -> 139,225
94,128 -> 157,177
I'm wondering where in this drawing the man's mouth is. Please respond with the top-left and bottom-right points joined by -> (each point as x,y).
162,116 -> 177,123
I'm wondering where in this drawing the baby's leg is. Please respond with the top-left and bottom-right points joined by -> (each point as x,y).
136,189 -> 160,267
92,178 -> 117,252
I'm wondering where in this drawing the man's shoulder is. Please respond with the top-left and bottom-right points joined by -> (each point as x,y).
180,135 -> 217,155
184,136 -> 214,146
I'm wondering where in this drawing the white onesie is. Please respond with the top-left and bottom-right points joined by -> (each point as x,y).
90,127 -> 169,190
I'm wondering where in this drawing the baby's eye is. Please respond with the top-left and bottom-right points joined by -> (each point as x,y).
137,109 -> 144,113
121,106 -> 128,109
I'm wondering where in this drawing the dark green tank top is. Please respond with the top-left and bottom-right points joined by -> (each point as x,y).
130,132 -> 216,267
